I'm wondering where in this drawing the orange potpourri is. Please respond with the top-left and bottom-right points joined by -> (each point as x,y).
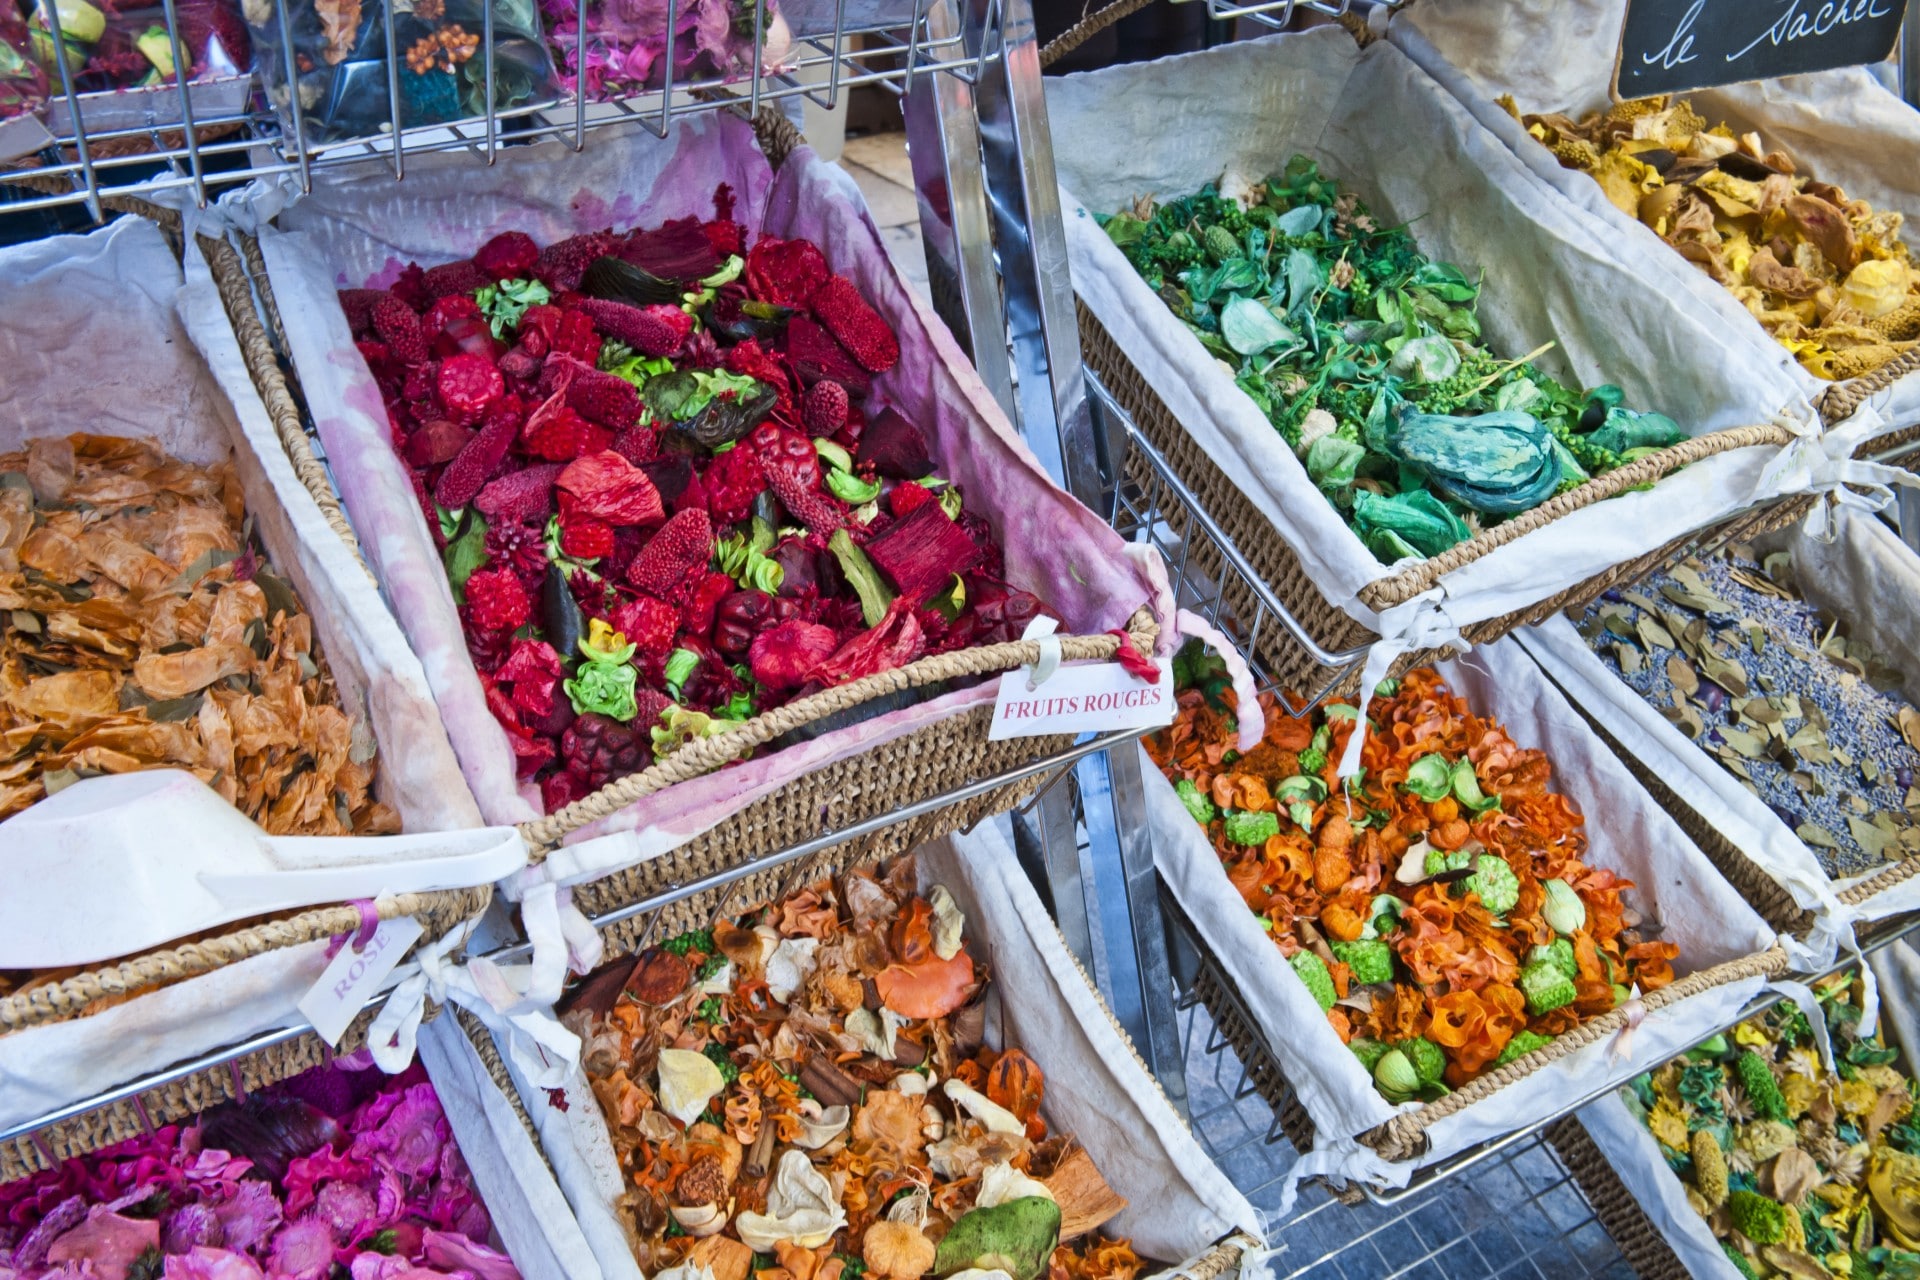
0,434 -> 397,835
564,855 -> 1142,1280
1145,652 -> 1678,1103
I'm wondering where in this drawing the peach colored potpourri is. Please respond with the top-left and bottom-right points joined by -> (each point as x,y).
1145,656 -> 1678,1103
0,433 -> 398,835
563,854 -> 1142,1280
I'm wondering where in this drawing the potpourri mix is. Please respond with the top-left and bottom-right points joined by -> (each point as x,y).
1099,157 -> 1686,564
564,855 -> 1142,1278
0,1057 -> 521,1280
1622,970 -> 1920,1280
540,0 -> 787,101
0,433 -> 396,833
346,192 -> 1052,815
1508,95 -> 1920,383
25,0 -> 248,95
1573,545 -> 1920,880
0,4 -> 47,120
1145,647 -> 1678,1102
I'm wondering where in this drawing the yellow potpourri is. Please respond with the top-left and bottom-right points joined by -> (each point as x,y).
1503,94 -> 1920,382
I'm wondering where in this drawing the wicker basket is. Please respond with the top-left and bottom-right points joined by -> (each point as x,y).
1545,1114 -> 1691,1280
0,212 -> 497,1038
1088,302 -> 1803,701
208,107 -> 1160,951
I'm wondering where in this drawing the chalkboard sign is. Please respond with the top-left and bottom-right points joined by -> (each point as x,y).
1614,0 -> 1909,99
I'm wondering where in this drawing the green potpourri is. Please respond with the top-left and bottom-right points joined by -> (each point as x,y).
1101,156 -> 1689,564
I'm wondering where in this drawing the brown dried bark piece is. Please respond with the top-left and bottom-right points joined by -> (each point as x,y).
1044,1144 -> 1130,1240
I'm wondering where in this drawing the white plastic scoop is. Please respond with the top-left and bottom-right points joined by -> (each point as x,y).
0,770 -> 529,969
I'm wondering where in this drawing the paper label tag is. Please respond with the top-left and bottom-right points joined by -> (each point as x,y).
988,658 -> 1175,740
298,915 -> 425,1046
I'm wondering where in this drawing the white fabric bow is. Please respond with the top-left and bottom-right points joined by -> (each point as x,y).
1756,408 -> 1920,543
1337,592 -> 1470,778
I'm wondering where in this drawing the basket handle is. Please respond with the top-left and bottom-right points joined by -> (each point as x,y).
1360,420 -> 1800,611
517,608 -> 1160,850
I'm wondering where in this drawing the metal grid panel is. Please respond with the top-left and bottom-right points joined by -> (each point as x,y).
3,0 -> 990,215
1183,0 -> 1350,34
1177,989 -> 1635,1280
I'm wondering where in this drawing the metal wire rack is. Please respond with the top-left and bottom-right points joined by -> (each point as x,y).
2,0 -> 992,215
1182,0 -> 1349,35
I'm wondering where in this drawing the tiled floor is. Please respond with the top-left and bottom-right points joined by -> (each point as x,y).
835,130 -> 932,300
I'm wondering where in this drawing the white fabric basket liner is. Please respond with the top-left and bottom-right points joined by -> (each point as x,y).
1391,0 -> 1920,441
1048,29 -> 1813,647
1143,636 -> 1777,1195
243,112 -> 1168,881
1517,505 -> 1920,938
493,819 -> 1266,1280
1573,937 -> 1920,1280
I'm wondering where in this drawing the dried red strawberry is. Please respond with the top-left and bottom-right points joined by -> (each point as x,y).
746,237 -> 830,308
863,501 -> 983,605
423,260 -> 490,301
339,288 -> 393,334
404,418 -> 474,468
888,480 -> 935,518
472,467 -> 560,526
524,405 -> 611,462
573,298 -> 692,358
609,593 -> 679,663
627,509 -> 714,601
802,380 -> 848,438
611,424 -> 659,466
557,450 -> 666,526
434,404 -> 520,509
534,231 -> 619,292
466,565 -> 533,632
783,316 -> 871,395
437,354 -> 506,427
373,298 -> 429,365
749,619 -> 839,691
545,356 -> 642,431
753,423 -> 847,537
475,231 -> 540,282
810,275 -> 899,374
680,570 -> 735,640
702,443 -> 765,527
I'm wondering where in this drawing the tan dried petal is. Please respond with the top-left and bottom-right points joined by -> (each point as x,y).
11,670 -> 122,725
132,642 -> 252,701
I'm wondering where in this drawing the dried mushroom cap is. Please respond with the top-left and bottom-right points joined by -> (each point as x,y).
863,1220 -> 937,1280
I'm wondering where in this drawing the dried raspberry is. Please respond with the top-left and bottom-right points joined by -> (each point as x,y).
423,293 -> 482,335
524,405 -> 612,461
703,443 -> 765,527
626,509 -> 714,602
609,593 -> 679,662
422,259 -> 490,300
746,236 -> 830,308
802,380 -> 848,438
339,288 -> 394,334
545,356 -> 642,430
434,405 -> 520,509
475,231 -> 541,282
373,298 -> 430,365
474,463 -> 565,523
557,505 -> 615,560
572,298 -> 693,358
681,571 -> 735,640
810,275 -> 899,374
437,354 -> 506,427
611,424 -> 659,465
465,565 -> 533,632
533,231 -> 619,292
355,340 -> 392,368
784,316 -> 871,395
889,480 -> 935,518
